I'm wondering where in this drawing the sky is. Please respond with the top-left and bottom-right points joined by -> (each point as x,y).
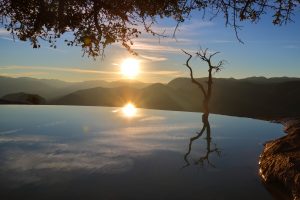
0,10 -> 300,83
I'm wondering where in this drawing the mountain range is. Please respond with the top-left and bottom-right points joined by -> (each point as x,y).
0,76 -> 150,100
1,76 -> 300,119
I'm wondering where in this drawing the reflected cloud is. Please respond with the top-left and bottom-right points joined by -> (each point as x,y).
139,116 -> 166,122
0,120 -> 195,185
0,128 -> 22,135
1,144 -> 134,188
0,137 -> 135,174
0,135 -> 48,143
0,107 -> 207,189
121,125 -> 191,135
0,105 -> 285,198
36,121 -> 65,128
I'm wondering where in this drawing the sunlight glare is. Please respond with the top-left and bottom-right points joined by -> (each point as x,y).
122,103 -> 137,117
120,58 -> 140,79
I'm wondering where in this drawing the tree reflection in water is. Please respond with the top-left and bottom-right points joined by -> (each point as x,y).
183,113 -> 221,168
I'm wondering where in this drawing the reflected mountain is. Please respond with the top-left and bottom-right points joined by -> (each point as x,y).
183,113 -> 221,168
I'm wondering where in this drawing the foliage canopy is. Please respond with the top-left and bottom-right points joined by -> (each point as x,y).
1,0 -> 299,57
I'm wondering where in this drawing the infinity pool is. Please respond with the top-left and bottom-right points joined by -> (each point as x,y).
0,105 -> 283,200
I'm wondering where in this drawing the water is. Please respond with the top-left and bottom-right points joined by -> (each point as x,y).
0,105 -> 283,200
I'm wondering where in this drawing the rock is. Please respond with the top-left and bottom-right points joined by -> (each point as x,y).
259,118 -> 300,200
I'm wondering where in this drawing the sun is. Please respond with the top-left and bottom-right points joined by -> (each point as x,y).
120,58 -> 140,79
122,103 -> 137,117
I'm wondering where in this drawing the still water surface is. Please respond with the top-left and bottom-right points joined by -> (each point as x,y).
0,105 -> 283,200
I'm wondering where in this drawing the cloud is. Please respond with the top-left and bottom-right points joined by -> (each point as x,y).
130,21 -> 214,49
133,37 -> 192,44
151,20 -> 214,36
129,20 -> 214,53
142,70 -> 183,76
0,72 -> 48,78
139,54 -> 168,61
132,41 -> 180,53
175,21 -> 214,32
0,65 -> 119,75
130,38 -> 198,56
0,65 -> 183,81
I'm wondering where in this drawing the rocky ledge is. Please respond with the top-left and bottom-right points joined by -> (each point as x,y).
259,119 -> 300,200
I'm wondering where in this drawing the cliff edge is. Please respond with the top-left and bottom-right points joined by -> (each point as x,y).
259,119 -> 300,200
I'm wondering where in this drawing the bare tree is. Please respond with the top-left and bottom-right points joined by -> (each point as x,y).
182,47 -> 225,122
182,47 -> 224,168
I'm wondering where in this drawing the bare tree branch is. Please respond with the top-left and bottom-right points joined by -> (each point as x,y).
181,49 -> 207,97
195,48 -> 225,73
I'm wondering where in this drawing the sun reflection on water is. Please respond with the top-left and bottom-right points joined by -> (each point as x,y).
122,103 -> 137,117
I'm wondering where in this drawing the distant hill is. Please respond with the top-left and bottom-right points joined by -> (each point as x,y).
53,86 -> 139,107
52,84 -> 198,111
0,76 -> 150,100
0,92 -> 46,104
53,77 -> 300,119
240,76 -> 300,84
0,77 -> 63,100
169,77 -> 300,118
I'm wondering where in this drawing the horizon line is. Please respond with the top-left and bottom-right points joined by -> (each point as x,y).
1,75 -> 300,84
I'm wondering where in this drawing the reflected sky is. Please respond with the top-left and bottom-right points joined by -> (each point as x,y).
0,105 -> 283,200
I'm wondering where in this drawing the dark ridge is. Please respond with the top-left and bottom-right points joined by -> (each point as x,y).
0,92 -> 46,105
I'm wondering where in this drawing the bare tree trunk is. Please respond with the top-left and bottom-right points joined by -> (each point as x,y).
182,48 -> 224,123
202,67 -> 213,123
